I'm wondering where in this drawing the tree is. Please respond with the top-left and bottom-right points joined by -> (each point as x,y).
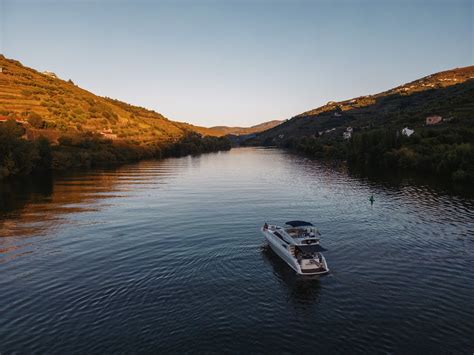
27,112 -> 45,129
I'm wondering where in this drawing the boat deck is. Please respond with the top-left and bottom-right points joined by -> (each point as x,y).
301,267 -> 327,274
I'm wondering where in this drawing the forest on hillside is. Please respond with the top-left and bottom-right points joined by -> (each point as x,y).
282,125 -> 474,184
249,69 -> 474,185
0,120 -> 231,179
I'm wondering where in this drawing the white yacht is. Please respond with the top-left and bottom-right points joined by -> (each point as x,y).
261,220 -> 329,275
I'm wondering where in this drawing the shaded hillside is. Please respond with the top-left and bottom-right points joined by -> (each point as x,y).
209,120 -> 282,136
249,66 -> 474,184
252,66 -> 474,145
0,54 -> 219,143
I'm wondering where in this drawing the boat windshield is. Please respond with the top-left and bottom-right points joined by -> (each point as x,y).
285,227 -> 317,238
297,245 -> 327,253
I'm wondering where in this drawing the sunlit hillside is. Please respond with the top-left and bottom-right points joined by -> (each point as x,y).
209,120 -> 282,136
0,55 -> 282,144
0,55 -> 223,144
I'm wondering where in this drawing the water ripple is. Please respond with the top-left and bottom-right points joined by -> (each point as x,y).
0,148 -> 473,353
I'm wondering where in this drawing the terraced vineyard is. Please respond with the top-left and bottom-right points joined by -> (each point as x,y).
0,55 -> 222,144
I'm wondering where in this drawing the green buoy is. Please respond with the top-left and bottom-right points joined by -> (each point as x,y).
369,195 -> 375,205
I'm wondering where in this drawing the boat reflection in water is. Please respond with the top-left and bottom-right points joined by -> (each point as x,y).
260,244 -> 322,306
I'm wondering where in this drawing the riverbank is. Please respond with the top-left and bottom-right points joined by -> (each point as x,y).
0,120 -> 231,180
251,125 -> 474,186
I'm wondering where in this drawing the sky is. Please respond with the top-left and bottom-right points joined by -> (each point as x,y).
0,0 -> 473,127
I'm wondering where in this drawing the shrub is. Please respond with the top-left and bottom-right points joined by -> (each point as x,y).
27,112 -> 45,129
21,89 -> 33,97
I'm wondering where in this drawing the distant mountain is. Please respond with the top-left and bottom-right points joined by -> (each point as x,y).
0,55 -> 219,144
251,66 -> 474,145
209,120 -> 282,136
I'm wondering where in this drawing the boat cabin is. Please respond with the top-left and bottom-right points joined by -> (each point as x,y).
284,220 -> 321,245
295,244 -> 327,259
263,221 -> 323,246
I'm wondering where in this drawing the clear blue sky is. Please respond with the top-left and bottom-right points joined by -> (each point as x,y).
1,0 -> 472,127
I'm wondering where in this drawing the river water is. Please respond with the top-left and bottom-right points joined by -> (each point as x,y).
1,147 -> 473,353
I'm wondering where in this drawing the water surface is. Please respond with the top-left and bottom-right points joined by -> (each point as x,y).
1,148 -> 473,353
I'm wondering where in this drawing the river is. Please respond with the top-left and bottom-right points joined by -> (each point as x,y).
1,147 -> 473,353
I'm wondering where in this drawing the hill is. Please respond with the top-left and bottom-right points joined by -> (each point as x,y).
208,120 -> 282,136
0,55 -> 231,178
252,66 -> 474,144
249,66 -> 474,183
0,54 -> 220,143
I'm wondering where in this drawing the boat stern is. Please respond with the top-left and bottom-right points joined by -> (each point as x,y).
298,255 -> 329,275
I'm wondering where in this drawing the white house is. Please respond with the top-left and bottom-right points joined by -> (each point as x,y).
402,127 -> 414,137
343,127 -> 353,140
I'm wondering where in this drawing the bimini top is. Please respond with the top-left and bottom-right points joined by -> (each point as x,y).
285,220 -> 314,227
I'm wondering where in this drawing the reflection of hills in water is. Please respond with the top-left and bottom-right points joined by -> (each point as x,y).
1,172 -> 120,238
0,160 -> 186,260
260,244 -> 322,305
283,150 -> 473,199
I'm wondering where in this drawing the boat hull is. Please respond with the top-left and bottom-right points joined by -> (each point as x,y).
263,229 -> 300,273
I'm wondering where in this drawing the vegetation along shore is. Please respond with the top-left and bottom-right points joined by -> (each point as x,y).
247,66 -> 474,184
0,55 -> 239,179
1,54 -> 473,184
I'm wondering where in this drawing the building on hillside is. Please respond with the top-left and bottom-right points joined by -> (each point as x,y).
0,66 -> 3,73
42,71 -> 58,79
402,127 -> 415,137
343,127 -> 353,140
0,116 -> 28,125
100,129 -> 118,140
426,115 -> 442,125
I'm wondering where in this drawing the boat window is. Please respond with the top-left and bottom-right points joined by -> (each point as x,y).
297,245 -> 327,253
286,228 -> 315,238
273,231 -> 288,244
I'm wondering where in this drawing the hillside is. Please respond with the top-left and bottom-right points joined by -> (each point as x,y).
252,66 -> 474,145
209,120 -> 282,136
0,54 -> 219,144
249,66 -> 474,183
0,55 -> 234,179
